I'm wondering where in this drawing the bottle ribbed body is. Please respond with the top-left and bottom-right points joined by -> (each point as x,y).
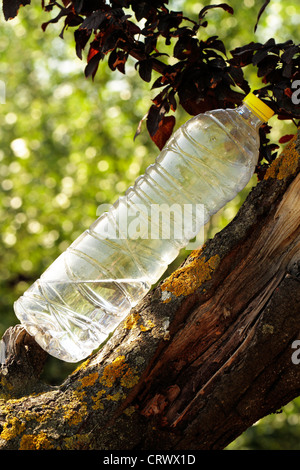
14,105 -> 261,362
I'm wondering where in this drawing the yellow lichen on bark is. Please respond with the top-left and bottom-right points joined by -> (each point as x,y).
19,432 -> 54,450
119,366 -> 139,388
140,320 -> 155,331
100,356 -> 128,388
63,390 -> 88,426
160,253 -> 220,297
91,389 -> 105,410
100,355 -> 139,389
264,135 -> 299,180
63,407 -> 85,426
70,356 -> 93,375
63,433 -> 91,450
0,416 -> 25,441
123,405 -> 136,416
35,407 -> 53,424
123,313 -> 140,330
123,312 -> 155,332
0,396 -> 57,446
78,372 -> 99,389
105,391 -> 125,401
0,377 -> 14,400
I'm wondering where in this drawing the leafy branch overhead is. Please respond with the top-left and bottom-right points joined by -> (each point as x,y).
2,0 -> 300,177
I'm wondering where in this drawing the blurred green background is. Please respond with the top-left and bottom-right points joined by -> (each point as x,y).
0,0 -> 299,449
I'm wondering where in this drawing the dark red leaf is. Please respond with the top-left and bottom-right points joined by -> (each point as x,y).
108,50 -> 127,74
145,35 -> 158,55
102,28 -> 128,54
146,106 -> 159,136
282,63 -> 293,78
3,0 -> 30,20
179,93 -> 219,116
199,3 -> 234,20
74,28 -> 91,59
79,11 -> 107,30
85,51 -> 103,79
168,90 -> 177,112
254,0 -> 270,32
278,134 -> 295,144
206,37 -> 226,55
284,87 -> 292,98
158,10 -> 183,35
151,76 -> 164,89
146,101 -> 171,138
252,49 -> 269,66
73,0 -> 102,15
209,56 -> 227,69
150,115 -> 176,150
138,59 -> 153,82
87,41 -> 100,62
152,89 -> 168,107
257,55 -> 279,78
42,7 -> 68,32
59,12 -> 83,39
229,65 -> 248,89
281,45 -> 300,63
230,42 -> 262,67
132,2 -> 152,21
73,0 -> 84,13
127,20 -> 141,36
65,12 -> 83,27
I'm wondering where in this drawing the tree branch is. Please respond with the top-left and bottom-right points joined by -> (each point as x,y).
1,130 -> 300,450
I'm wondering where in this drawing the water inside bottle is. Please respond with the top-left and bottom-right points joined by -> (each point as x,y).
14,102 -> 263,362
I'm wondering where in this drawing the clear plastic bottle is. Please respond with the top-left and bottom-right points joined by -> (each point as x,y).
14,93 -> 274,362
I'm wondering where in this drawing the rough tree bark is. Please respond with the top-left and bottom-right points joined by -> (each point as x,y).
0,130 -> 300,451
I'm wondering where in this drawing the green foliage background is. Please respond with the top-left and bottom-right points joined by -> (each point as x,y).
0,0 -> 299,449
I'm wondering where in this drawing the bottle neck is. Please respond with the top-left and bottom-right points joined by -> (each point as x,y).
235,103 -> 265,129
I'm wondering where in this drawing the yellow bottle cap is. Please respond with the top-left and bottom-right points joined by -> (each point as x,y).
243,92 -> 275,122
